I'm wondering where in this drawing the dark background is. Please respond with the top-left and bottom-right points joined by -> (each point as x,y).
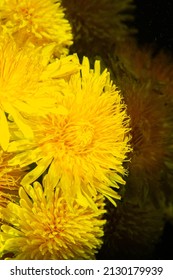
134,0 -> 173,259
135,0 -> 173,52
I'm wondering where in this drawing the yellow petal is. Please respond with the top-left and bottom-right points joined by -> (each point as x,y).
8,106 -> 33,139
7,139 -> 31,152
0,109 -> 10,150
40,43 -> 56,67
41,54 -> 80,80
21,157 -> 52,186
76,190 -> 98,211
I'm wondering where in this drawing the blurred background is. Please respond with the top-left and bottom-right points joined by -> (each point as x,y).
135,0 -> 173,52
94,0 -> 173,260
125,0 -> 173,260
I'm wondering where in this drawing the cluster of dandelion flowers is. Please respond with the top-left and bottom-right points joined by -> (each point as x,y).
8,57 -> 131,208
0,37 -> 80,150
0,0 -> 73,56
0,175 -> 106,260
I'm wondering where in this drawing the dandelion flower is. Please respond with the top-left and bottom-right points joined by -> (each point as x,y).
8,57 -> 131,208
0,175 -> 106,260
0,0 -> 73,56
0,37 -> 80,150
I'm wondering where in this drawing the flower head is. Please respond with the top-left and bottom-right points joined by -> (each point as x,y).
0,0 -> 73,56
0,37 -> 79,150
8,57 -> 131,208
0,175 -> 106,260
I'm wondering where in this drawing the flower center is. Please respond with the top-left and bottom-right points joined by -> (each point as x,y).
64,121 -> 95,152
19,6 -> 33,19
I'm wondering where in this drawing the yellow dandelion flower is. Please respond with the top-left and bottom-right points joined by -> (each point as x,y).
8,57 -> 131,208
0,175 -> 106,260
0,37 -> 80,150
0,0 -> 73,56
